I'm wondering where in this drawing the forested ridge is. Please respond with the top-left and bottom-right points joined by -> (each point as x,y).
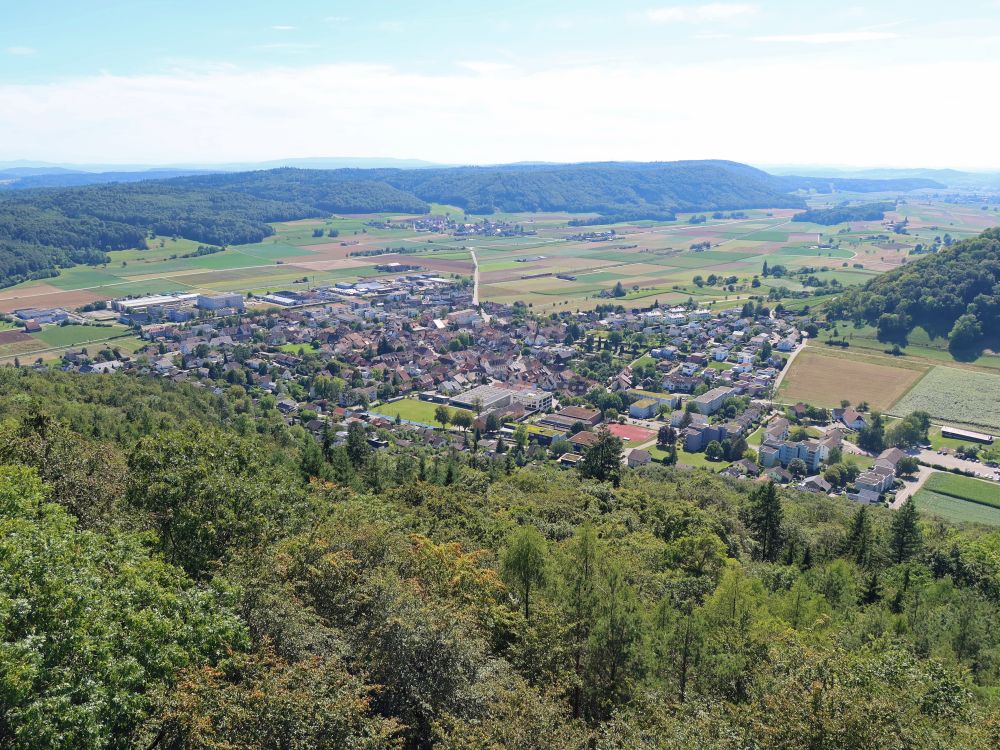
0,367 -> 998,749
830,227 -> 1000,352
0,160 -> 942,288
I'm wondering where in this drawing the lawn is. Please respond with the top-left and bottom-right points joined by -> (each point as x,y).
370,397 -> 471,426
646,441 -> 730,471
778,348 -> 928,410
891,366 -> 1000,431
914,490 -> 1000,526
921,473 -> 1000,509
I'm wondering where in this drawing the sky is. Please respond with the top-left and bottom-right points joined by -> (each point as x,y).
2,0 -> 999,169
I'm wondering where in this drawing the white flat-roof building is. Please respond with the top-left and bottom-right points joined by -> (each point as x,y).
112,293 -> 199,313
450,384 -> 513,412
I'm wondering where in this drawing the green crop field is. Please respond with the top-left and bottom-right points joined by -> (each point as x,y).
914,490 -> 1000,526
32,324 -> 128,348
922,473 -> 1000,508
891,366 -> 1000,431
370,397 -> 471,426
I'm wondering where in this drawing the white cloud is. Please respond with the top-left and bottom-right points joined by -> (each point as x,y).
271,25 -> 296,31
5,46 -> 36,56
252,42 -> 320,52
458,61 -> 515,74
753,30 -> 899,43
646,4 -> 758,24
0,58 -> 996,169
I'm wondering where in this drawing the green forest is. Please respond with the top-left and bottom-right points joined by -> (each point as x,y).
0,161 -> 948,288
791,202 -> 895,225
0,368 -> 998,749
830,227 -> 1000,352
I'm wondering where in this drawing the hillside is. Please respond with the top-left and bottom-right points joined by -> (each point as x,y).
0,368 -> 998,748
830,227 -> 1000,352
0,161 -> 945,288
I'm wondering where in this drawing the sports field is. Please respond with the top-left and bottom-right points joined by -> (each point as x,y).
778,348 -> 927,410
370,397 -> 471,426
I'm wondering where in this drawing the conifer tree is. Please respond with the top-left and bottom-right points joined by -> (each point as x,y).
746,481 -> 783,562
890,499 -> 922,563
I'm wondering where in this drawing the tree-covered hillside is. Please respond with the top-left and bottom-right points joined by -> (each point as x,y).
830,227 -> 1000,352
0,183 -> 318,287
0,160 -> 950,288
0,368 -> 998,749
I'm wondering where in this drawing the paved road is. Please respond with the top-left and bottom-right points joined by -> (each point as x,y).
890,465 -> 935,509
470,248 -> 480,306
771,341 -> 805,396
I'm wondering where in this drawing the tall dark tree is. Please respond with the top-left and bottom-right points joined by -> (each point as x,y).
845,506 -> 874,568
890,499 -> 922,564
345,421 -> 371,468
746,481 -> 783,562
578,429 -> 624,487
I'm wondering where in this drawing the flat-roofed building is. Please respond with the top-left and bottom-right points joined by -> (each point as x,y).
691,386 -> 738,415
197,293 -> 245,311
941,426 -> 994,444
449,384 -> 513,412
112,293 -> 199,313
511,389 -> 552,412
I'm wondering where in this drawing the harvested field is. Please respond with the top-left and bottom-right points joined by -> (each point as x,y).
778,349 -> 927,410
0,288 -> 108,313
0,330 -> 32,345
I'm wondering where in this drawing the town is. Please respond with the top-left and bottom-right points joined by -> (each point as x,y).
24,268 -> 991,508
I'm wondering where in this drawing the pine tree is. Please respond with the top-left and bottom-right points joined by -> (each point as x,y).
890,499 -> 922,563
746,481 -> 783,562
845,506 -> 873,567
859,571 -> 882,605
563,523 -> 600,719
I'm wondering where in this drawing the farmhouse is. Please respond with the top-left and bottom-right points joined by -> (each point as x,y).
832,407 -> 869,431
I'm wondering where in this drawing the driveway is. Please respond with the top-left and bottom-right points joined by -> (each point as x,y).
890,465 -> 934,509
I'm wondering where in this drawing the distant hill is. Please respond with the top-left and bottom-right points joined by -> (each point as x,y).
0,169 -> 218,190
768,165 -> 996,191
829,227 -> 1000,353
0,159 -> 950,288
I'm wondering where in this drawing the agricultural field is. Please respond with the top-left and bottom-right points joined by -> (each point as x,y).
32,324 -> 127,349
370,397 -> 471,426
0,195 -> 993,325
777,348 -> 928,410
0,323 -> 133,364
915,490 -> 1000,526
820,323 -> 1000,370
921,472 -> 1000,508
891,366 -> 1000,431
